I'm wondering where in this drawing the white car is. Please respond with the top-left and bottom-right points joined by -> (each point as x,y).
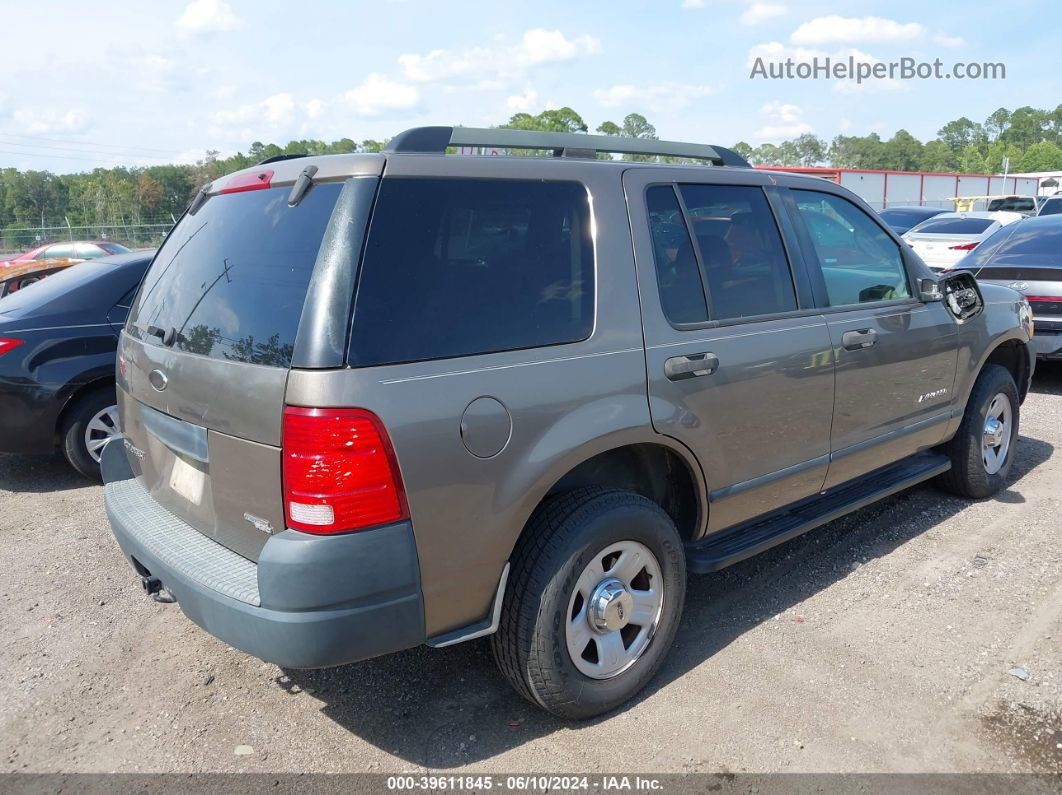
902,211 -> 1024,271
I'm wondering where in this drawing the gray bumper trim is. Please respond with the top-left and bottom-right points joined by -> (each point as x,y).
105,477 -> 260,605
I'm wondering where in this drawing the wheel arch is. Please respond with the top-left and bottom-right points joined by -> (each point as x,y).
54,374 -> 117,440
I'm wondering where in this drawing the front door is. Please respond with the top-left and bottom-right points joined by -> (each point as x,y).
624,169 -> 836,533
786,187 -> 959,488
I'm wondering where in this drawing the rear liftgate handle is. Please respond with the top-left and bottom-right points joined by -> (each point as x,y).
841,329 -> 878,351
664,352 -> 719,381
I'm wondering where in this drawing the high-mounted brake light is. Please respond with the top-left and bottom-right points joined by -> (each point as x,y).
948,242 -> 979,251
0,337 -> 24,356
282,406 -> 408,535
219,168 -> 274,195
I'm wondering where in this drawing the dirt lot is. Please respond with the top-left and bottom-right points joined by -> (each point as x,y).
1,366 -> 1060,775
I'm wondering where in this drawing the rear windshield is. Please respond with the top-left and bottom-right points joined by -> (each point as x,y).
99,242 -> 131,255
964,220 -> 1062,269
988,197 -> 1035,212
349,178 -> 594,367
128,183 -> 341,368
0,259 -> 143,319
909,218 -> 994,235
1039,198 -> 1062,216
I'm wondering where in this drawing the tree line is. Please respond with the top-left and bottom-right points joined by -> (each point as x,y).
2,104 -> 1061,240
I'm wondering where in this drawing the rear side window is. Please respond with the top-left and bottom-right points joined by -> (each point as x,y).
909,218 -> 995,235
794,190 -> 910,306
128,183 -> 342,368
1039,198 -> 1062,216
349,178 -> 593,366
647,185 -> 708,324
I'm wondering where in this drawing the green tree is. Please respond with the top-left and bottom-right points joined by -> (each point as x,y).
881,130 -> 924,171
792,133 -> 826,166
984,107 -> 1011,141
937,117 -> 983,153
959,144 -> 987,173
1016,141 -> 1062,172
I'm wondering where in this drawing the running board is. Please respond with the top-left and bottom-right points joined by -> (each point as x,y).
686,452 -> 951,573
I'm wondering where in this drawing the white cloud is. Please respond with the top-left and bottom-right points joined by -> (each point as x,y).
681,0 -> 705,8
934,34 -> 965,48
303,98 -> 324,119
594,82 -> 712,113
754,101 -> 812,140
177,0 -> 240,34
791,15 -> 925,45
506,89 -> 540,112
398,29 -> 600,85
344,74 -> 419,116
746,40 -> 829,67
210,92 -> 296,129
12,108 -> 89,135
741,2 -> 786,25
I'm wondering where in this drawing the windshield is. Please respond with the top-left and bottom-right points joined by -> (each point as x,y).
127,182 -> 342,368
988,197 -> 1035,212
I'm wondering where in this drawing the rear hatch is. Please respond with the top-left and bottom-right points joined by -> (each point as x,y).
972,264 -> 1062,332
118,161 -> 376,561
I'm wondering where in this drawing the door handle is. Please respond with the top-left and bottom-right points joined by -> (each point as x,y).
841,329 -> 878,351
664,352 -> 719,380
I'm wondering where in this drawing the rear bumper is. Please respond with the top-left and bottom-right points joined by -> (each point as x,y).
0,378 -> 61,454
1030,329 -> 1062,359
101,440 -> 425,668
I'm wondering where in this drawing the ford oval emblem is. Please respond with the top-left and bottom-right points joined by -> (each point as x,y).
148,369 -> 168,391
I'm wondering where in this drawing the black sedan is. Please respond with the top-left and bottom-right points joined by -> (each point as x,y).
0,251 -> 153,479
877,205 -> 948,235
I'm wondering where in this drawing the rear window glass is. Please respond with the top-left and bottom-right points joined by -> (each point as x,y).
128,183 -> 341,368
99,242 -> 131,255
988,197 -> 1035,212
349,178 -> 593,366
1039,198 -> 1062,216
965,220 -> 1062,268
909,218 -> 994,235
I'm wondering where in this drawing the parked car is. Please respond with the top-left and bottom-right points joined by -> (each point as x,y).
101,127 -> 1033,720
1,240 -> 130,267
0,240 -> 134,297
986,195 -> 1038,216
1036,195 -> 1062,216
877,205 -> 948,235
955,214 -> 1062,360
903,211 -> 1024,271
0,251 -> 153,479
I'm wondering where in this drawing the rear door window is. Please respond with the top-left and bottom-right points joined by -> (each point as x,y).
793,190 -> 911,306
349,178 -> 593,366
646,185 -> 709,324
127,182 -> 342,368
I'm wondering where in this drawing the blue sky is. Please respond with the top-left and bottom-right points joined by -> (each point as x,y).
1,0 -> 1058,172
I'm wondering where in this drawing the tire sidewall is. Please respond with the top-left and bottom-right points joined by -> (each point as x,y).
531,499 -> 686,718
61,388 -> 116,481
963,367 -> 1019,497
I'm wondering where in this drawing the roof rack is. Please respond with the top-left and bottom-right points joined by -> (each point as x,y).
383,126 -> 750,168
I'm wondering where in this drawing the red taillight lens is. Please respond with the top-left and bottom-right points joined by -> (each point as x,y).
0,337 -> 24,356
1026,295 -> 1062,302
948,242 -> 979,251
219,168 -> 273,195
282,406 -> 408,535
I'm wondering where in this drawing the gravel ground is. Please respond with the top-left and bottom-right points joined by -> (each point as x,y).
1,364 -> 1060,775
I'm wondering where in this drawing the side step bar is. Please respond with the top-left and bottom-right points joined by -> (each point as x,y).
686,452 -> 951,573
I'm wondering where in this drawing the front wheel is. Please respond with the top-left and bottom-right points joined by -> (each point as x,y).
491,488 -> 686,719
937,364 -> 1019,499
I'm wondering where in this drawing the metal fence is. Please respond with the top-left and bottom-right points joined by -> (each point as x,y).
0,221 -> 175,257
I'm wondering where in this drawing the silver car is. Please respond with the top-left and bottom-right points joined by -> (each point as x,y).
101,126 -> 1035,718
903,211 -> 1024,271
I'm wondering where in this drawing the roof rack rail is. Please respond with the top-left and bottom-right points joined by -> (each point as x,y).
257,153 -> 309,165
383,126 -> 750,167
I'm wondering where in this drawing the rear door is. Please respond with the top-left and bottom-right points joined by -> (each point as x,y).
624,168 -> 835,533
118,178 -> 350,560
786,187 -> 959,489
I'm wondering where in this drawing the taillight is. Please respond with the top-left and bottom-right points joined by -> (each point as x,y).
219,168 -> 273,195
0,337 -> 24,356
948,242 -> 979,251
1026,295 -> 1062,302
282,406 -> 408,535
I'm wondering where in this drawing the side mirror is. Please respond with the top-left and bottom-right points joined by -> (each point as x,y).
939,271 -> 985,322
919,278 -> 943,303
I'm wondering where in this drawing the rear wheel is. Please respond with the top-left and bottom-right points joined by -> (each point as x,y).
937,364 -> 1019,499
60,388 -> 120,481
491,488 -> 686,719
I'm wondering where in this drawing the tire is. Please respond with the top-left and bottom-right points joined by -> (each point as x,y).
60,387 -> 120,482
491,488 -> 686,720
937,364 -> 1019,499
